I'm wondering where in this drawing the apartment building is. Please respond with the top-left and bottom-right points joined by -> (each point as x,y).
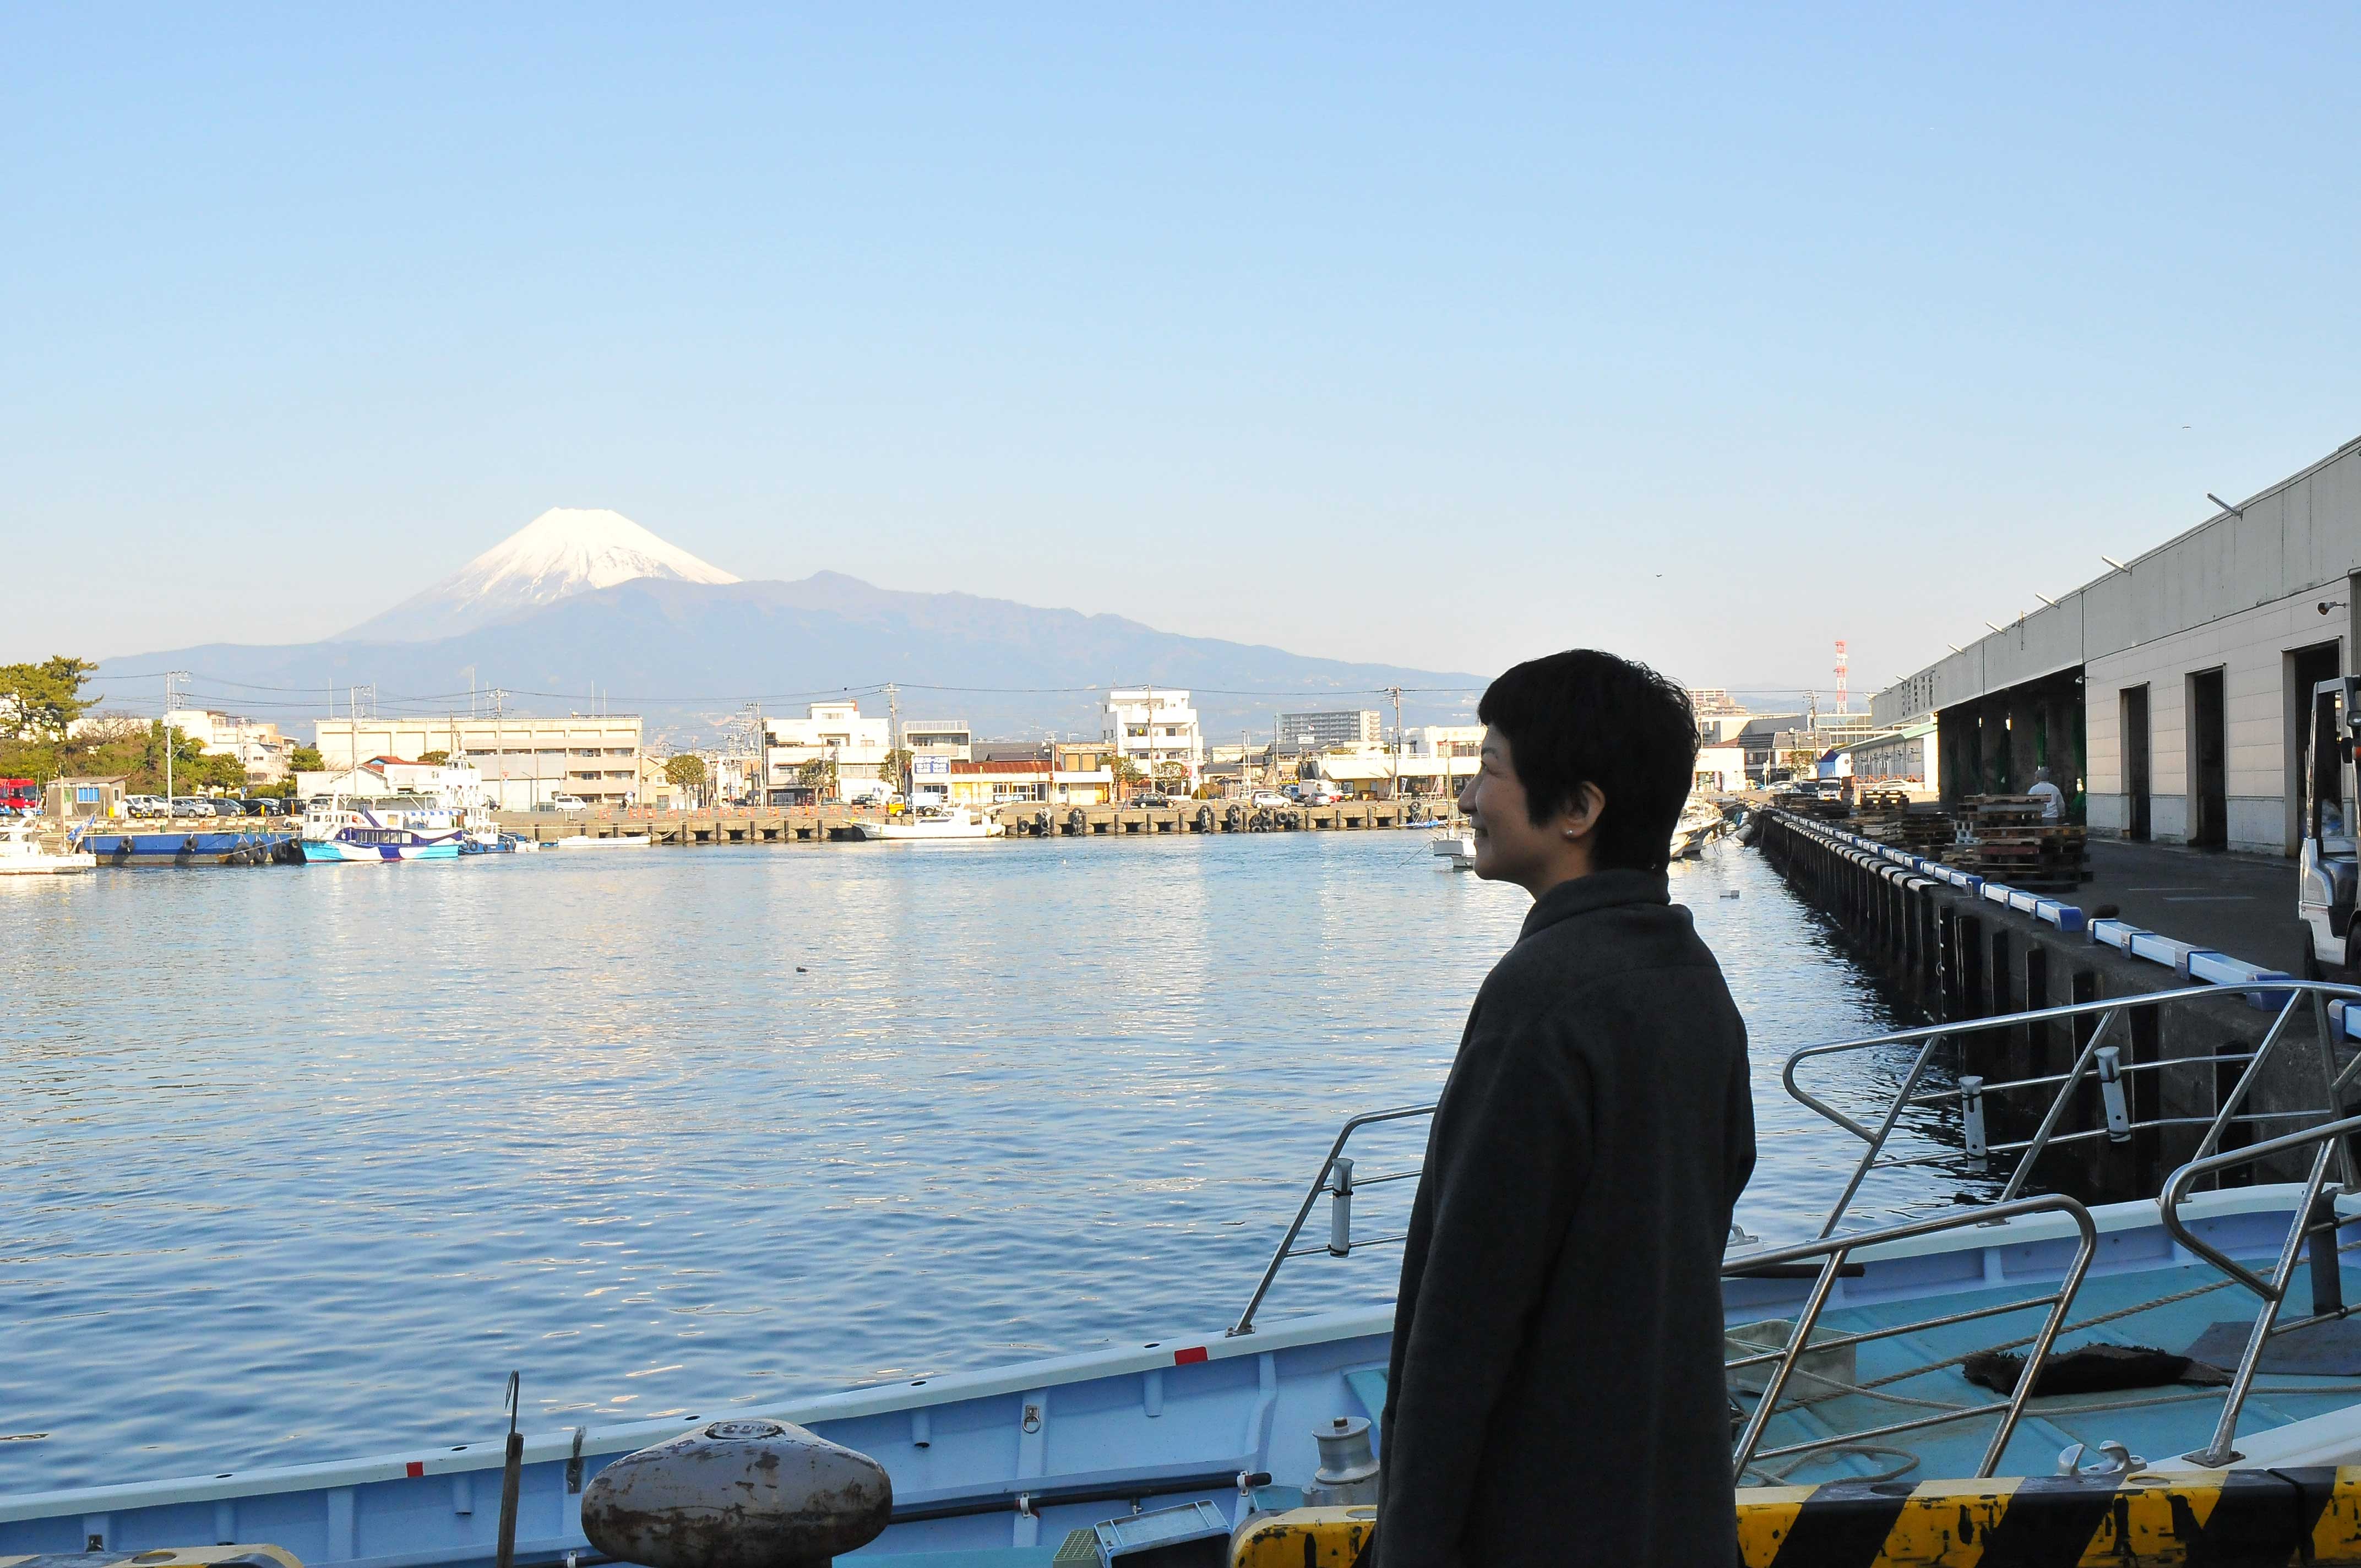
314,714 -> 644,808
1103,688 -> 1204,788
1277,709 -> 1383,749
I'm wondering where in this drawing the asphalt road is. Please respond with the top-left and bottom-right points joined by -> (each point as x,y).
2079,837 -> 2306,974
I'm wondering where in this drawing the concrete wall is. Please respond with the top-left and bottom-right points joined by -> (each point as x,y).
2083,583 -> 2344,852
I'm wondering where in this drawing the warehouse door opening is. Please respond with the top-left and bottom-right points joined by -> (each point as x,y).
2287,641 -> 2342,854
2122,685 -> 2151,842
2189,667 -> 2228,850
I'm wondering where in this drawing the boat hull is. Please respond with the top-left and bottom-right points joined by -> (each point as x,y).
80,832 -> 301,865
301,837 -> 461,863
0,854 -> 93,874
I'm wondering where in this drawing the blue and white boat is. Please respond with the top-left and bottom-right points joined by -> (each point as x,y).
12,981 -> 2361,1565
300,796 -> 471,863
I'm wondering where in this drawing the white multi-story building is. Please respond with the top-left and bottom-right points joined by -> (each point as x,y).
1277,709 -> 1383,749
1104,688 -> 1204,788
167,707 -> 295,786
902,719 -> 972,763
315,714 -> 644,809
764,701 -> 892,802
1405,725 -> 1485,760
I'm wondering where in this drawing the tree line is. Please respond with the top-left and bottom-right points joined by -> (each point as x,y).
0,655 -> 322,796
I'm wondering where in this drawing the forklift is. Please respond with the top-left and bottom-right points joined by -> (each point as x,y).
2298,675 -> 2361,978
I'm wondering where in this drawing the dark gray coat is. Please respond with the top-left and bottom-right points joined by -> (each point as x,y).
1375,869 -> 1755,1567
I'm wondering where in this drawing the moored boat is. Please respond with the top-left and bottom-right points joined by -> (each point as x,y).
300,795 -> 470,863
551,833 -> 651,848
1429,827 -> 1477,870
853,804 -> 1004,841
0,816 -> 94,875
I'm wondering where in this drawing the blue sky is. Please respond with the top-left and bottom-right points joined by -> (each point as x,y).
7,7 -> 2359,701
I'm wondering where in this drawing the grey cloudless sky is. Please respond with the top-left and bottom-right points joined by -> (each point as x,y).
5,6 -> 2358,699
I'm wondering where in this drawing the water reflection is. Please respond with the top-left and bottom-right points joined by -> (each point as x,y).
3,834 -> 1975,1489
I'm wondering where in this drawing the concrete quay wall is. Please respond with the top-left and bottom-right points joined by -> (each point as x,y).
1755,809 -> 2345,1199
496,798 -> 1428,846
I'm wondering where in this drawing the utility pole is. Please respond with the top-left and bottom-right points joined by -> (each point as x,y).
885,683 -> 900,798
162,670 -> 189,809
1386,687 -> 1403,801
741,703 -> 761,807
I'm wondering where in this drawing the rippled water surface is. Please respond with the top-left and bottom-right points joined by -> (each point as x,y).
1,832 -> 1988,1490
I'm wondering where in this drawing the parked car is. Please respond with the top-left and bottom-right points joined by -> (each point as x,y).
168,797 -> 210,818
243,796 -> 289,816
1134,793 -> 1173,808
122,794 -> 164,818
1249,791 -> 1290,808
540,792 -> 588,813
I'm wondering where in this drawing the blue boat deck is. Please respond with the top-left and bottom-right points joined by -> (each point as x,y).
1745,1255 -> 2361,1485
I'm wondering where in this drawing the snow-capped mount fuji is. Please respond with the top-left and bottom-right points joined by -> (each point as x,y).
342,508 -> 740,643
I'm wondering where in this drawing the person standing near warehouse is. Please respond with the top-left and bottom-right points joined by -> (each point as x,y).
2027,765 -> 2065,821
1374,649 -> 1756,1567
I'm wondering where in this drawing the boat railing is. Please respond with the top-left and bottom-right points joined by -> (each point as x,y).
1783,979 -> 2361,1238
2161,1109 -> 2361,1465
1725,1192 -> 2099,1483
1226,1103 -> 1435,1337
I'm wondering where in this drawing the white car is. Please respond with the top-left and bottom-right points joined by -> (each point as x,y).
542,792 -> 587,812
1250,791 -> 1291,808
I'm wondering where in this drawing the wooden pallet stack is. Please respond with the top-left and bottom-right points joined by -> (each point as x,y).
1941,794 -> 2090,889
1853,791 -> 1952,854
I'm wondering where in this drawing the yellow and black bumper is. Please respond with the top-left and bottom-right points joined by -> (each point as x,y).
1234,1467 -> 2361,1566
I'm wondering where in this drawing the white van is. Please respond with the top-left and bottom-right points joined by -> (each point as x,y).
542,792 -> 587,813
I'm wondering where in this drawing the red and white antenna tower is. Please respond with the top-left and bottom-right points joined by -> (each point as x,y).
1834,639 -> 1849,711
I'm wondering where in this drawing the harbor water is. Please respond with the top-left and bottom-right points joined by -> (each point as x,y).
1,832 -> 1992,1493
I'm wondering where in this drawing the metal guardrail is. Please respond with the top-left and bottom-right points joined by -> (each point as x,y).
2161,1111 -> 2361,1466
1227,1104 -> 1434,1337
1724,1193 -> 2100,1483
1783,979 -> 2361,1238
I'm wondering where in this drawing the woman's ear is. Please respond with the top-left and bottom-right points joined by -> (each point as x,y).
1557,781 -> 1604,842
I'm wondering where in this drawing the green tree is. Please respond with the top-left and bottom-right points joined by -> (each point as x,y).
1111,753 -> 1147,794
877,748 -> 912,793
663,753 -> 709,788
289,744 -> 325,773
797,756 -> 837,795
0,656 -> 99,743
417,749 -> 449,765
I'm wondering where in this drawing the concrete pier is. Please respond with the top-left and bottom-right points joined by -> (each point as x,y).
1755,808 -> 2346,1200
496,798 -> 1428,846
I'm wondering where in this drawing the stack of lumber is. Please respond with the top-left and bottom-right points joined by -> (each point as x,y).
1852,791 -> 1952,853
1791,791 -> 1853,820
1941,794 -> 2089,889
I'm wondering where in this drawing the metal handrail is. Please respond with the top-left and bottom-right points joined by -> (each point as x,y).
1784,979 -> 2361,1236
1227,1103 -> 1434,1337
2158,1112 -> 2361,1466
1726,1193 -> 2099,1482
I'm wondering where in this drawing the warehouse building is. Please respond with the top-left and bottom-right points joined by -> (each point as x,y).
1872,433 -> 2361,855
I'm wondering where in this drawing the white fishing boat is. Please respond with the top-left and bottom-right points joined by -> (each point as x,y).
0,816 -> 94,875
1672,793 -> 1726,858
16,980 -> 2361,1566
551,833 -> 651,849
854,804 -> 1005,841
1428,826 -> 1477,870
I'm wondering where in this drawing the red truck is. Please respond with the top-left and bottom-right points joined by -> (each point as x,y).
0,778 -> 37,817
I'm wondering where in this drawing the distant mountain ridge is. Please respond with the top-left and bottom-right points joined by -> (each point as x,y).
101,512 -> 1488,742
